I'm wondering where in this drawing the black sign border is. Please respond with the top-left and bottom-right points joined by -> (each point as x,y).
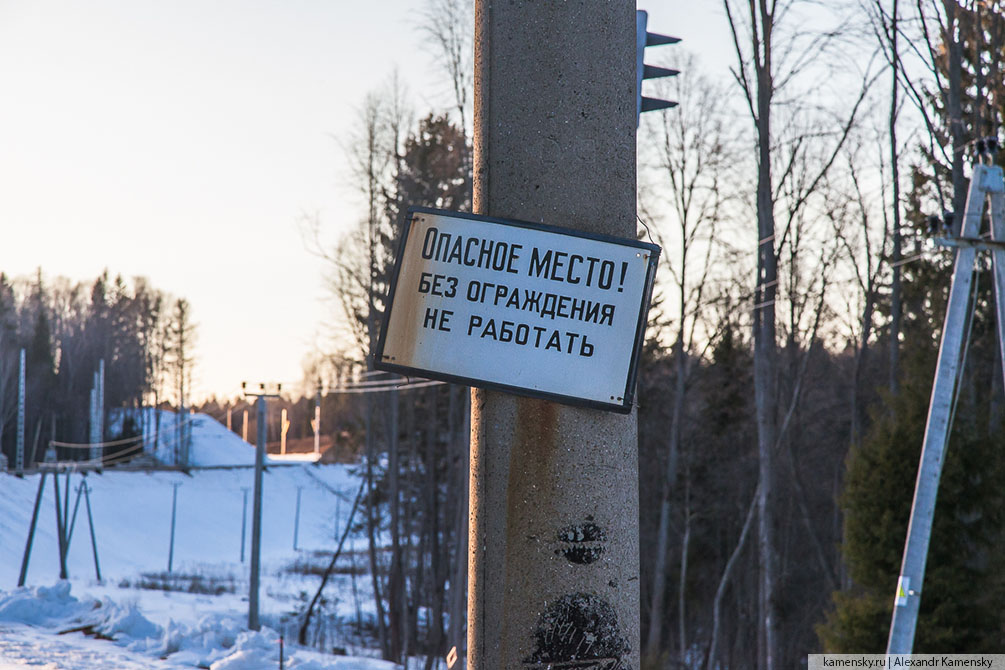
374,206 -> 660,414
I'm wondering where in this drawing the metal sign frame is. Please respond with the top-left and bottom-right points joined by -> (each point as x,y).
374,206 -> 660,413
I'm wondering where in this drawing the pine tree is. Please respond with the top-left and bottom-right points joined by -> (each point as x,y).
820,329 -> 1005,652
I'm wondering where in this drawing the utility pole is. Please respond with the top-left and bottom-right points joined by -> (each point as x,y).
88,360 -> 105,464
227,406 -> 232,432
83,479 -> 101,582
243,409 -> 249,443
240,486 -> 249,563
53,469 -> 68,579
293,486 -> 302,551
18,472 -> 46,586
312,385 -> 321,458
16,348 -> 25,475
98,359 -> 104,454
280,408 -> 290,455
244,382 -> 280,631
469,4 -> 640,668
168,482 -> 180,573
89,385 -> 97,459
888,157 -> 1005,652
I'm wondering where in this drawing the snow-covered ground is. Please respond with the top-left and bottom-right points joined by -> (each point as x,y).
0,413 -> 386,670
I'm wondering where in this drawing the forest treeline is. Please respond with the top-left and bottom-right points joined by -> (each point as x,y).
0,271 -> 195,467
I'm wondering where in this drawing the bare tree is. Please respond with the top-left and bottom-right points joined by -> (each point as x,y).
638,54 -> 734,663
167,298 -> 196,465
419,0 -> 473,138
864,0 -> 906,393
722,1 -> 874,666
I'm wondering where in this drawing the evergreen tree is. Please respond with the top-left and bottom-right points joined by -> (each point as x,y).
820,290 -> 1005,652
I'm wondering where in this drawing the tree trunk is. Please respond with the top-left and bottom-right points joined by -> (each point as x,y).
388,387 -> 404,663
365,397 -> 390,660
888,0 -> 902,395
944,0 -> 967,220
447,387 -> 469,662
299,480 -> 364,646
754,45 -> 780,670
644,340 -> 686,659
705,483 -> 759,670
677,473 -> 691,665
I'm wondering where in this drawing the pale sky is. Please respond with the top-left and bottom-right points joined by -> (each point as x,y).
0,1 -> 729,401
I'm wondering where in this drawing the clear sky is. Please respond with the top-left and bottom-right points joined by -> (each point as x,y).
0,1 -> 729,402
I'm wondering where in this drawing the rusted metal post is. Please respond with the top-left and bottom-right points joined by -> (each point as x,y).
470,3 -> 640,669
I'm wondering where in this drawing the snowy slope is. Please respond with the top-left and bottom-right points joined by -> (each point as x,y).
0,413 -> 384,669
135,409 -> 279,467
0,465 -> 364,586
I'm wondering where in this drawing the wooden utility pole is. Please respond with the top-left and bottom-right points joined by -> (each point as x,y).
280,408 -> 290,455
469,3 -> 640,668
312,387 -> 321,457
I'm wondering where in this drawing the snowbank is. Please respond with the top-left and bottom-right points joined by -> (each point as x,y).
0,583 -> 397,670
0,582 -> 96,627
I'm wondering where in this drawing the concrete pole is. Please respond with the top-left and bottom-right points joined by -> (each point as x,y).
469,3 -> 639,669
89,386 -> 98,462
241,487 -> 249,563
887,164 -> 991,652
168,482 -> 180,573
293,486 -> 302,551
249,395 -> 267,631
98,358 -> 105,450
16,348 -> 25,474
243,409 -> 249,443
18,472 -> 47,586
53,470 -> 68,579
83,480 -> 102,582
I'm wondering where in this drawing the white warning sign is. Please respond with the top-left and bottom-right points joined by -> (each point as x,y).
375,208 -> 660,413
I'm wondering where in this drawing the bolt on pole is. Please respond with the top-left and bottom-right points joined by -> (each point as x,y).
469,3 -> 640,668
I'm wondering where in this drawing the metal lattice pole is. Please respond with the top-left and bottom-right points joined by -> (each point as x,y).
887,163 -> 1005,652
